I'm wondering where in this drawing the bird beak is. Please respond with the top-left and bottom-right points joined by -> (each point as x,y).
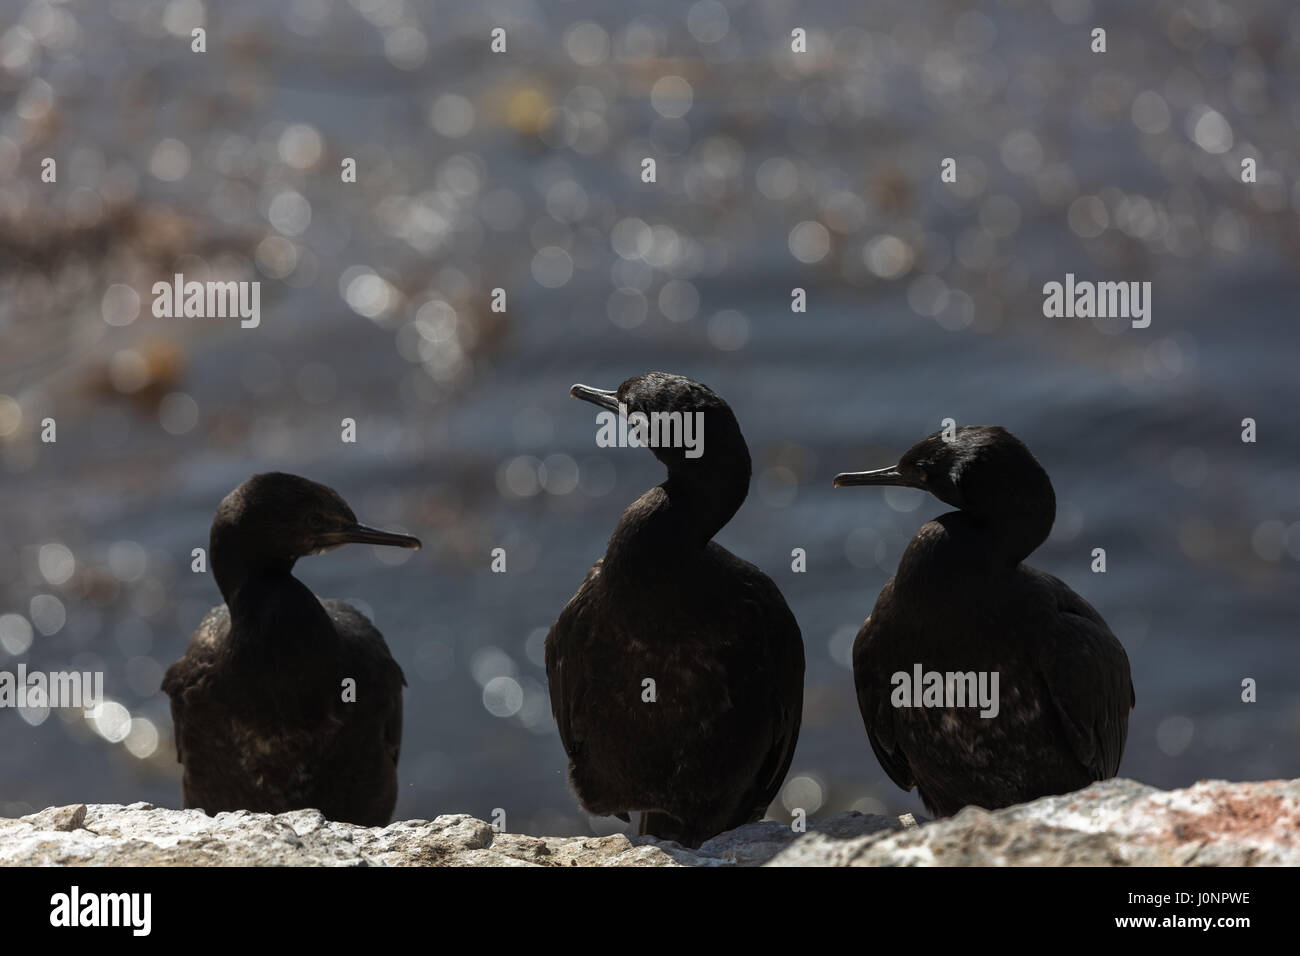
319,524 -> 422,550
570,383 -> 621,413
833,464 -> 912,488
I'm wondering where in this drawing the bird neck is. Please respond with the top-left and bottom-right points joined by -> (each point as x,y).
211,528 -> 333,644
959,483 -> 1055,567
211,526 -> 288,603
226,579 -> 339,677
666,461 -> 748,537
606,462 -> 748,568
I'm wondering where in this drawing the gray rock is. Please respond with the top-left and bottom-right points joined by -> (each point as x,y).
1,778 -> 1294,866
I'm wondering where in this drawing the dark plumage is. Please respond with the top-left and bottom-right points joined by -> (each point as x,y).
546,372 -> 805,848
834,426 -> 1135,816
162,472 -> 419,826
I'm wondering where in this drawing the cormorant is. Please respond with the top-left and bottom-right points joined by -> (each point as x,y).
546,372 -> 805,848
163,472 -> 419,826
834,426 -> 1134,816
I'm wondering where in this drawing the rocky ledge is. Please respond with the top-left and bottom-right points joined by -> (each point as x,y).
2,778 -> 1295,866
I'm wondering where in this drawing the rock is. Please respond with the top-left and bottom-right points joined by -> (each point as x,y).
0,778 -> 1294,866
19,804 -> 87,832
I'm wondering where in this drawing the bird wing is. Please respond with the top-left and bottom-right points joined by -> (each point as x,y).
386,698 -> 404,768
323,599 -> 406,768
1030,571 -> 1135,779
735,578 -> 805,820
163,669 -> 185,763
162,605 -> 231,764
161,662 -> 187,764
545,559 -> 602,762
853,585 -> 916,793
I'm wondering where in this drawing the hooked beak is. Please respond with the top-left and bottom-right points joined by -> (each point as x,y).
570,383 -> 621,413
833,464 -> 914,489
317,523 -> 422,550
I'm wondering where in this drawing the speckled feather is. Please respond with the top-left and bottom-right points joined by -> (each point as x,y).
547,373 -> 804,849
547,519 -> 804,848
847,429 -> 1135,817
163,598 -> 405,827
162,473 -> 412,829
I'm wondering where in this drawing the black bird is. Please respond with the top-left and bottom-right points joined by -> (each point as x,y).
834,426 -> 1134,816
163,472 -> 419,826
546,372 -> 805,848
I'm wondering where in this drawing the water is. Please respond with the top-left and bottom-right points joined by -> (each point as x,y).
1,0 -> 1297,836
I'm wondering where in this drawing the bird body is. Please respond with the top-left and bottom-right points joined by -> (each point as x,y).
836,427 -> 1134,816
547,373 -> 804,847
163,473 -> 417,827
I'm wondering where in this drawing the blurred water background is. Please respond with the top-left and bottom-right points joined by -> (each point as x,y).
1,0 -> 1298,836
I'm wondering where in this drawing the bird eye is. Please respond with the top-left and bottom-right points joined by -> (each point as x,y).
308,513 -> 329,531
